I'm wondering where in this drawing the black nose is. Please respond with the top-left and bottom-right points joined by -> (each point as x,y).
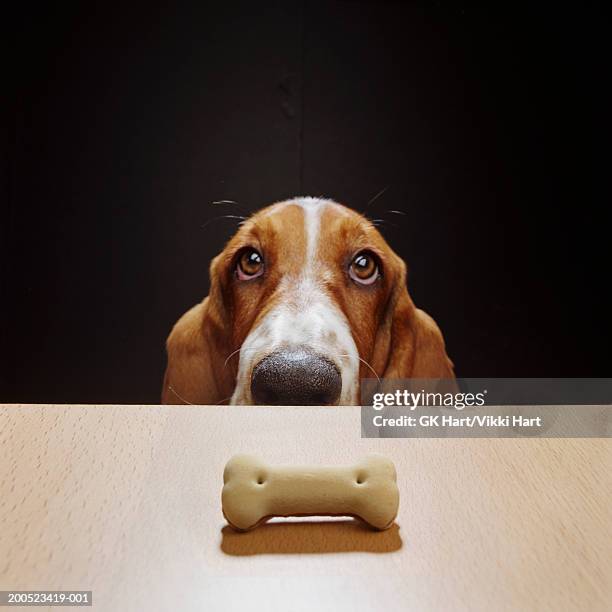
251,348 -> 342,405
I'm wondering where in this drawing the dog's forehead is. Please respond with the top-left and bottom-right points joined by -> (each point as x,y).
244,198 -> 378,247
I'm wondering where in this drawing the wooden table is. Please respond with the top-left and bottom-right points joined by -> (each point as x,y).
1,405 -> 610,611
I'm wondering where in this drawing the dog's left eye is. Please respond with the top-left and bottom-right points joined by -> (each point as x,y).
236,248 -> 264,280
349,251 -> 380,285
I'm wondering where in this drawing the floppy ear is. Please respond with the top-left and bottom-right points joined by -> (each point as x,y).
161,257 -> 236,405
408,307 -> 456,378
380,261 -> 455,380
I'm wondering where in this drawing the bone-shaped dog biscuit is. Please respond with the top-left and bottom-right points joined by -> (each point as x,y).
222,454 -> 399,531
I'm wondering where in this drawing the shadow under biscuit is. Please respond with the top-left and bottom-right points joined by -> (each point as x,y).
220,519 -> 402,556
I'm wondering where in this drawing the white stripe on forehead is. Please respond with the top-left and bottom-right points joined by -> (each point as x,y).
299,198 -> 325,268
263,197 -> 348,269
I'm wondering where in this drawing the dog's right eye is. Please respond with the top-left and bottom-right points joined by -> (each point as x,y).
236,248 -> 264,280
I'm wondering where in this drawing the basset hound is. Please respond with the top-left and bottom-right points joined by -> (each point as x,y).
162,197 -> 455,405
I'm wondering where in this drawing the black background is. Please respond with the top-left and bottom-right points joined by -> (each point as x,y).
3,1 -> 610,403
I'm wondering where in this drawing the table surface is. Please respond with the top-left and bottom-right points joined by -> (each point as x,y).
0,405 -> 610,611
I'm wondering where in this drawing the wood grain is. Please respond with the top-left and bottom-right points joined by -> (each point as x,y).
0,405 -> 610,611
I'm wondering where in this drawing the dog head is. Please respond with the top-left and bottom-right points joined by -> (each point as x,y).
163,197 -> 454,405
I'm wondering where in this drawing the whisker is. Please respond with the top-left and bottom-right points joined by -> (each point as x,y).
201,214 -> 248,230
215,395 -> 233,405
167,384 -> 195,405
387,209 -> 407,216
369,218 -> 401,230
358,356 -> 381,384
223,346 -> 267,368
335,353 -> 381,384
223,347 -> 243,368
169,383 -> 232,405
364,185 -> 391,211
211,199 -> 252,215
